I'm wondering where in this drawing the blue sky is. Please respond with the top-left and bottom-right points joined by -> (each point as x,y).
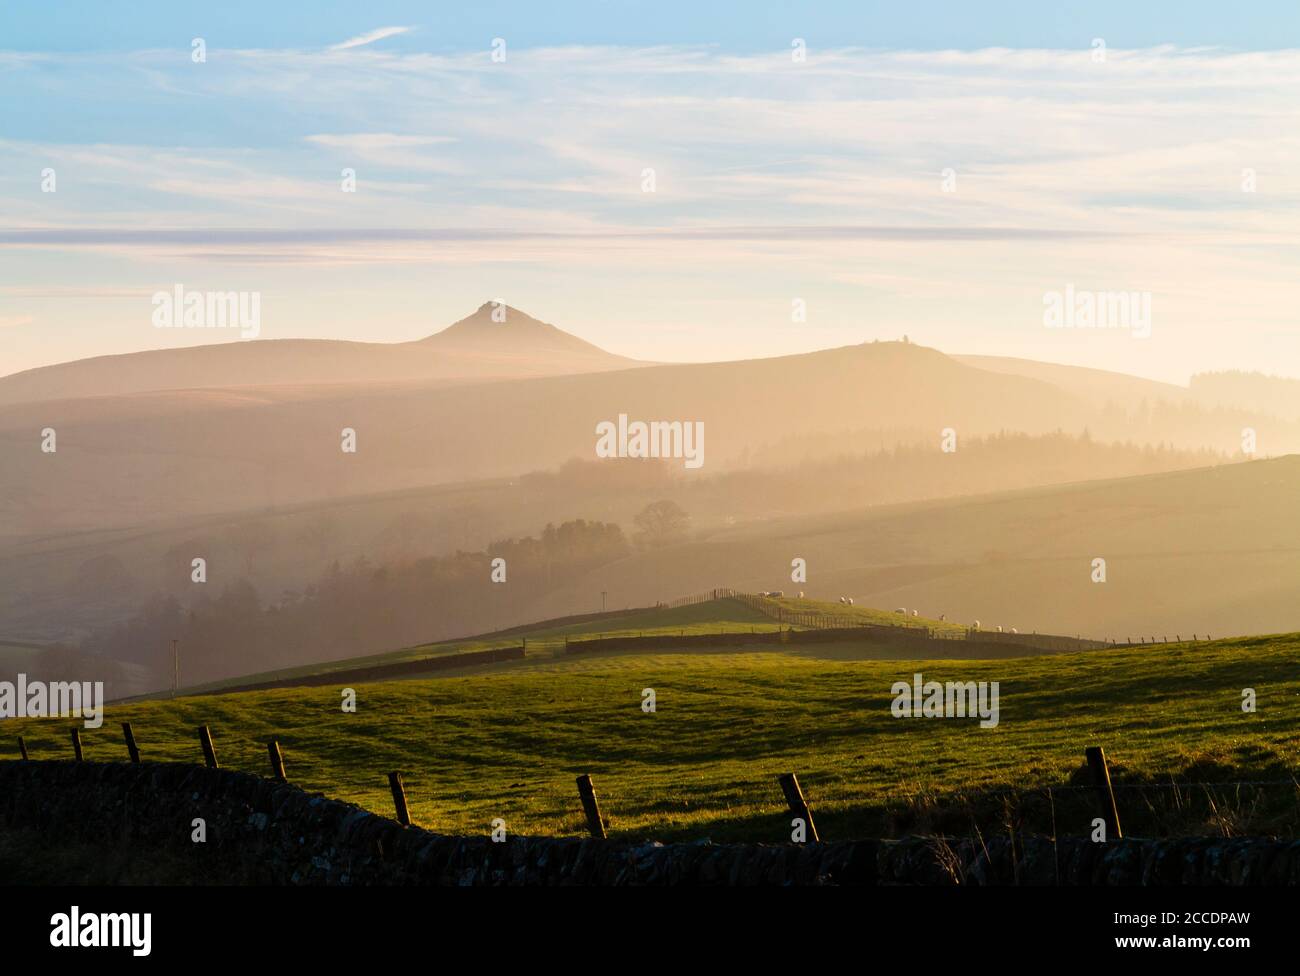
2,3 -> 1298,382
6,1 -> 1300,53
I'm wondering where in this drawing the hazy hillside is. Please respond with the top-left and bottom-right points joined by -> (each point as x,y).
534,457 -> 1300,642
955,355 -> 1189,409
7,308 -> 1295,542
5,307 -> 1297,663
3,434 -> 1207,641
0,302 -> 640,407
1190,370 -> 1300,421
0,338 -> 1098,536
0,431 -> 1219,648
962,356 -> 1300,428
21,450 -> 1287,691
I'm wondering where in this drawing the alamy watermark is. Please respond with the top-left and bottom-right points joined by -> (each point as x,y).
0,674 -> 104,728
595,414 -> 704,469
152,284 -> 261,338
50,906 -> 151,956
1043,284 -> 1151,339
890,672 -> 999,728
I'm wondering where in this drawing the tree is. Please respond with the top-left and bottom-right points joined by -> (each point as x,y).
295,513 -> 338,569
225,520 -> 278,577
633,500 -> 690,549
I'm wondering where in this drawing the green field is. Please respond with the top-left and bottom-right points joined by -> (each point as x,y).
174,596 -> 965,698
9,599 -> 1300,843
176,597 -> 787,695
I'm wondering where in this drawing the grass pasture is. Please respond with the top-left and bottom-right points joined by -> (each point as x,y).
176,597 -> 785,696
9,621 -> 1300,844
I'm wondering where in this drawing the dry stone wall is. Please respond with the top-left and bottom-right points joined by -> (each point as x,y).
1,761 -> 1296,885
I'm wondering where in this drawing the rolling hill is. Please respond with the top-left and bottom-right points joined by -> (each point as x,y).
0,428 -> 1221,651
7,306 -> 1296,544
0,337 -> 1100,536
953,354 -> 1190,409
8,610 -> 1298,844
532,456 -> 1300,643
0,302 -> 641,407
5,305 -> 1297,671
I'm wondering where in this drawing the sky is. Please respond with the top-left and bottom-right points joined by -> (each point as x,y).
2,2 -> 1299,383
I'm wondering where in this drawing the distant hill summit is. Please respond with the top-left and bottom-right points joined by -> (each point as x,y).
426,302 -> 613,354
0,302 -> 640,405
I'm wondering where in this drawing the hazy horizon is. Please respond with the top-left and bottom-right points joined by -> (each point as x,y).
7,298 -> 1300,390
4,2 -> 1300,383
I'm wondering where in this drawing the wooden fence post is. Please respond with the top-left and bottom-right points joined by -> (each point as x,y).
576,773 -> 607,839
122,722 -> 140,763
1085,746 -> 1122,840
70,727 -> 83,762
197,725 -> 219,769
778,772 -> 820,842
388,771 -> 411,826
267,739 -> 287,782
17,736 -> 28,761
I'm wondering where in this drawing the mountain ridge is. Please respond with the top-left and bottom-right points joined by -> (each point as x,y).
0,302 -> 641,406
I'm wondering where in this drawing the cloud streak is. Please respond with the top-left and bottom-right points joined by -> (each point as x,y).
328,26 -> 411,51
0,226 -> 1129,247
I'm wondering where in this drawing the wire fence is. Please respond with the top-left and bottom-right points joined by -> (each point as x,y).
12,722 -> 1300,843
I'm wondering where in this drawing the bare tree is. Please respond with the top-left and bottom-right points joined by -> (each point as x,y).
633,500 -> 690,549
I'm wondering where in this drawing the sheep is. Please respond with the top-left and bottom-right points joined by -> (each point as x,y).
1010,627 -> 1018,634
840,596 -> 847,605
846,597 -> 854,605
939,613 -> 946,621
996,625 -> 1003,633
911,610 -> 919,617
770,590 -> 784,598
973,620 -> 981,630
894,607 -> 907,615
798,591 -> 805,598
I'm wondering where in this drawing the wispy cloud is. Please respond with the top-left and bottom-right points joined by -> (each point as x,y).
0,226 -> 1128,247
2,41 -> 1298,379
328,26 -> 411,52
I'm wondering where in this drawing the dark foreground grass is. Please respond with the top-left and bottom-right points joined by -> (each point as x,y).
8,633 -> 1300,843
0,827 -> 227,885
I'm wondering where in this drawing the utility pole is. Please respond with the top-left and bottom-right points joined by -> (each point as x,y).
171,639 -> 179,697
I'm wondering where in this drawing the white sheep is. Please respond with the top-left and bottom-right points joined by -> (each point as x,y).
939,613 -> 946,621
1010,627 -> 1018,634
894,607 -> 907,615
996,625 -> 1003,633
798,591 -> 805,598
840,596 -> 847,605
911,610 -> 919,617
846,597 -> 854,605
973,620 -> 981,630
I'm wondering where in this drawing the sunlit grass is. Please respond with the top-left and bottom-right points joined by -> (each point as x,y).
10,628 -> 1300,843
